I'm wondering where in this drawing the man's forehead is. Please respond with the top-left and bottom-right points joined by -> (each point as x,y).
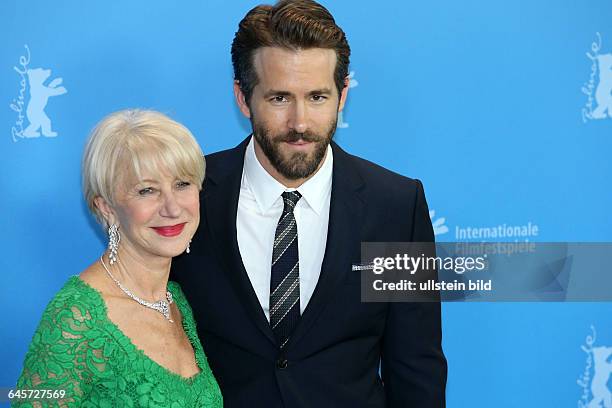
253,46 -> 337,63
252,46 -> 337,90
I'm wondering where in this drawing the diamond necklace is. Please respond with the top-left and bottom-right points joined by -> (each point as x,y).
99,256 -> 174,322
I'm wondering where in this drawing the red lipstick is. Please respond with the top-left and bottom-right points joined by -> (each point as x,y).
152,223 -> 186,237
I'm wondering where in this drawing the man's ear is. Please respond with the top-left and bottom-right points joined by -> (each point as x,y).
338,76 -> 350,112
234,81 -> 252,119
94,196 -> 116,227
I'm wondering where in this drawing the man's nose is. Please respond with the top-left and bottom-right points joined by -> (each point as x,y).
288,101 -> 308,134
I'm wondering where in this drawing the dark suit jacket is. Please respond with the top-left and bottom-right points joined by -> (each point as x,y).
171,137 -> 447,407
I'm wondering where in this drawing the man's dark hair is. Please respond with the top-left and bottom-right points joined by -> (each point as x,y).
231,0 -> 351,105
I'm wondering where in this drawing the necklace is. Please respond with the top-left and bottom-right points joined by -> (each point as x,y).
99,256 -> 174,322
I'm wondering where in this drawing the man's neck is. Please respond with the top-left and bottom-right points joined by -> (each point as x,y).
253,138 -> 327,189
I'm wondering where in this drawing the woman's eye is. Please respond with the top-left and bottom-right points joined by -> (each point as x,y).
138,187 -> 154,195
176,181 -> 191,189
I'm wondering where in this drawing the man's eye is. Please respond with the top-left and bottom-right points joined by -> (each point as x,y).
311,95 -> 327,103
138,187 -> 154,195
176,181 -> 191,189
270,96 -> 288,104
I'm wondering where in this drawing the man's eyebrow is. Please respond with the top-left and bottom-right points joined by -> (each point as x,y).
308,88 -> 332,96
263,90 -> 292,98
262,88 -> 333,98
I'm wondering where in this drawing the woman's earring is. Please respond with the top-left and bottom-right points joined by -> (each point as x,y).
186,239 -> 192,254
108,223 -> 120,264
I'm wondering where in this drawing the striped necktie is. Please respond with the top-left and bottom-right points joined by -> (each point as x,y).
270,191 -> 302,348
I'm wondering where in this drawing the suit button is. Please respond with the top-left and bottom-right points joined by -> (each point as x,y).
276,358 -> 288,369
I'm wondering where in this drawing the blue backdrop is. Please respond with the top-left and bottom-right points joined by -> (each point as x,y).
2,1 -> 611,406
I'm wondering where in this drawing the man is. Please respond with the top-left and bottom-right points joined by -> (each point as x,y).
172,1 -> 447,406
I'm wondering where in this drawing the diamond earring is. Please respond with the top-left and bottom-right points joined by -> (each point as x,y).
186,239 -> 192,254
108,223 -> 120,264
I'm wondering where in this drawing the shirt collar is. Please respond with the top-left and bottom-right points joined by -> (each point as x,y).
243,136 -> 333,215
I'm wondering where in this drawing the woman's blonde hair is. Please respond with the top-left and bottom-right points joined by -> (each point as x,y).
82,109 -> 205,227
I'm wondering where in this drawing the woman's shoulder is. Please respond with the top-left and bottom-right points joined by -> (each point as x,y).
39,275 -> 108,329
49,275 -> 104,307
22,275 -> 120,367
167,280 -> 184,296
21,277 -> 109,361
167,281 -> 197,323
17,276 -> 119,400
167,280 -> 189,309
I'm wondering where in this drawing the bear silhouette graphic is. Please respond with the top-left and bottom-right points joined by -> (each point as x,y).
592,54 -> 612,119
588,346 -> 612,408
23,67 -> 67,138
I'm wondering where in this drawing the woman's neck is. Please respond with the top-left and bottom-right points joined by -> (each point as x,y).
104,246 -> 171,301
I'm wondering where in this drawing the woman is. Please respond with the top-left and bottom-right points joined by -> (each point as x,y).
15,110 -> 222,407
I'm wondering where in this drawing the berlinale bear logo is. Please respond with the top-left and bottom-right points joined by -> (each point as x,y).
23,68 -> 67,137
10,45 -> 68,142
578,326 -> 612,407
582,33 -> 612,122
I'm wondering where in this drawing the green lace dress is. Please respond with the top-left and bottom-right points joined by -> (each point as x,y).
15,276 -> 223,407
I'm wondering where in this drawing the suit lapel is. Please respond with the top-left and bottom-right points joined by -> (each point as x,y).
204,137 -> 277,345
289,142 -> 365,348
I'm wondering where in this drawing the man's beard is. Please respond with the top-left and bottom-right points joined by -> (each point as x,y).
252,116 -> 337,180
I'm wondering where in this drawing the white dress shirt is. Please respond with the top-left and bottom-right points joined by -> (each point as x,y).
237,137 -> 332,321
